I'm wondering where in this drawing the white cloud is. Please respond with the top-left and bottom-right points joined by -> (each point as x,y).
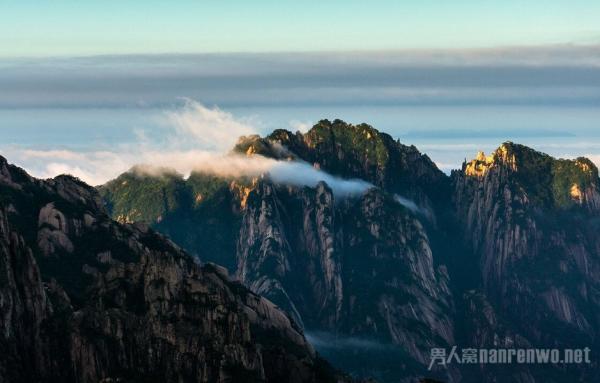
166,99 -> 256,151
3,100 -> 373,197
268,161 -> 372,197
289,120 -> 312,133
12,148 -> 373,197
306,331 -> 391,351
393,194 -> 428,215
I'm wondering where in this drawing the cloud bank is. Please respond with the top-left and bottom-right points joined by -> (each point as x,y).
3,100 -> 373,197
3,46 -> 600,109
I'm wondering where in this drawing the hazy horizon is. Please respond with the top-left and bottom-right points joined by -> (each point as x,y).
2,46 -> 600,184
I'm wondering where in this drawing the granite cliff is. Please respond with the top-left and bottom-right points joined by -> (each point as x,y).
452,143 -> 600,382
0,155 -> 349,383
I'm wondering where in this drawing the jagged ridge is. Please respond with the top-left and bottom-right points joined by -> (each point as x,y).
0,155 -> 348,383
98,122 -> 600,382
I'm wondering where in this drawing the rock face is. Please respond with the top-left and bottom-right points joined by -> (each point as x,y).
0,156 -> 347,383
453,143 -> 600,382
231,132 -> 457,381
236,180 -> 455,368
100,121 -> 600,382
100,121 -> 457,382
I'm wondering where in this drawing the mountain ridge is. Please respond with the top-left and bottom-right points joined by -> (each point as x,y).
57,120 -> 600,382
0,154 -> 354,383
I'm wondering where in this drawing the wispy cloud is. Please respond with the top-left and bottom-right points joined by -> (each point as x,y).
305,331 -> 393,351
166,98 -> 255,151
3,100 -> 373,197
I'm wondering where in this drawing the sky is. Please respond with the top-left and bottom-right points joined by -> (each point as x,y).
2,46 -> 600,109
1,2 -> 600,185
1,1 -> 600,57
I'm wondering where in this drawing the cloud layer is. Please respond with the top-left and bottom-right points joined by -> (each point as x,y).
3,46 -> 600,108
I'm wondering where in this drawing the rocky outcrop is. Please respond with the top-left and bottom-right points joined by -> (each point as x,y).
338,188 -> 454,364
0,156 -> 346,383
236,180 -> 345,329
452,143 -> 600,381
231,122 -> 457,375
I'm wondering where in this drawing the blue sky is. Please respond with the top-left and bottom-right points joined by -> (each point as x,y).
2,1 -> 600,57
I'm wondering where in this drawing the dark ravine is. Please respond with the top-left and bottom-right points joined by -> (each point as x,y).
0,155 -> 354,383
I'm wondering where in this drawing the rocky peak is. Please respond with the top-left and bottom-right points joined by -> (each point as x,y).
460,142 -> 600,211
0,155 -> 33,190
454,143 -> 600,291
453,143 -> 600,381
234,120 -> 449,209
463,143 -> 518,177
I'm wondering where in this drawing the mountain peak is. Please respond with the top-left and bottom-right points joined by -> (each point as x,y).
464,142 -> 520,177
234,120 -> 447,208
462,142 -> 600,210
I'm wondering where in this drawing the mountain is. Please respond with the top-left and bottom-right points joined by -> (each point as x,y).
99,121 -> 600,382
99,120 -> 459,382
233,119 -> 449,210
452,143 -> 600,382
100,121 -> 454,379
0,155 -> 351,383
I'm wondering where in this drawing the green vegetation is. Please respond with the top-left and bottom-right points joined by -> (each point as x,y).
501,142 -> 554,207
499,142 -> 599,210
233,119 -> 448,208
98,168 -> 188,223
98,167 -> 252,270
305,119 -> 392,168
551,157 -> 598,208
186,171 -> 230,207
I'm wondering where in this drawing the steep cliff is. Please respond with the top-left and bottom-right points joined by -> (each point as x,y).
0,155 -> 347,383
98,121 -> 600,382
94,122 -> 452,380
236,180 -> 455,369
99,121 -> 457,382
452,143 -> 600,382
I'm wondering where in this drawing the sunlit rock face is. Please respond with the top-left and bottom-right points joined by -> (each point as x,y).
0,155 -> 348,383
